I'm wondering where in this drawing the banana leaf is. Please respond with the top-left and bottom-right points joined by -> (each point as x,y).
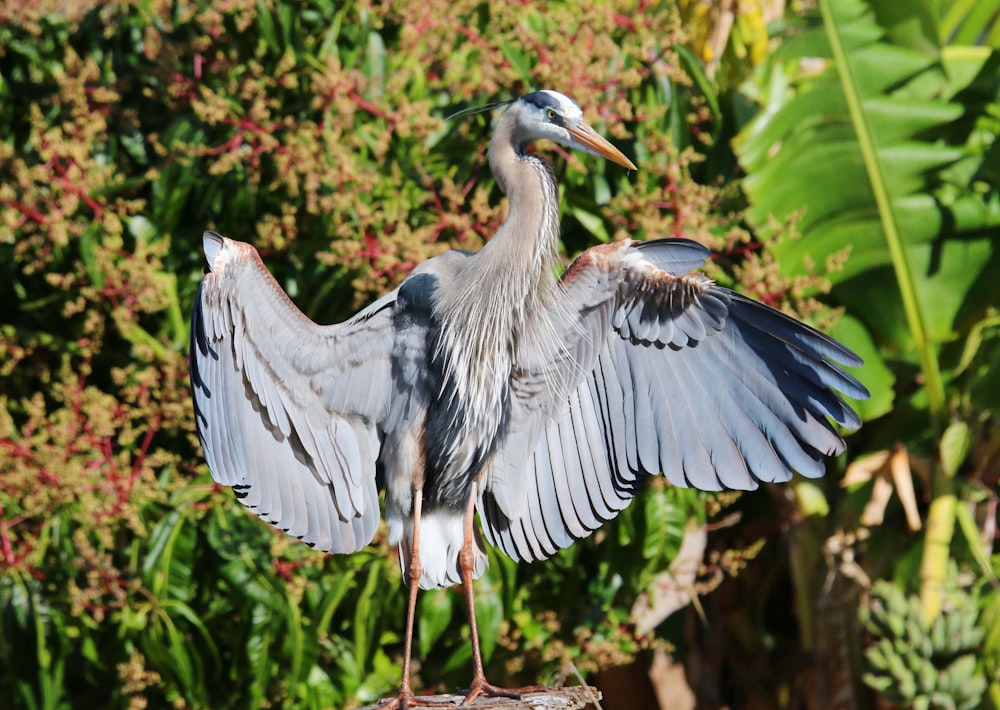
734,0 -> 1000,424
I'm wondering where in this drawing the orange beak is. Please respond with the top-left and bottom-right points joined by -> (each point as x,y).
567,121 -> 637,170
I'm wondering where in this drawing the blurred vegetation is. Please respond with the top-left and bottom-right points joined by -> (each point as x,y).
0,1 -> 997,709
863,576 -> 986,709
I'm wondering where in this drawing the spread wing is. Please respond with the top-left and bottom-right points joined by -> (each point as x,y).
189,231 -> 394,553
479,238 -> 868,562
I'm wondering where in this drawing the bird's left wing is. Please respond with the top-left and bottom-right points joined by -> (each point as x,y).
190,231 -> 394,554
479,238 -> 868,562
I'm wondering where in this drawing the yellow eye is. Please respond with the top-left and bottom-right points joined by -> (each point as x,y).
546,109 -> 557,120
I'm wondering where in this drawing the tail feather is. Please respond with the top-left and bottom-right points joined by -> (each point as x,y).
397,509 -> 488,590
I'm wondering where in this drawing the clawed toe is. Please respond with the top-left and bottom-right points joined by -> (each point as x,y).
460,679 -> 549,705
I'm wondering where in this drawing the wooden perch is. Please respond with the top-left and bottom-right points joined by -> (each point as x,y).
355,686 -> 602,709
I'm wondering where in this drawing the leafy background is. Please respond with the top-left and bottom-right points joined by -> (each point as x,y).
0,0 -> 997,708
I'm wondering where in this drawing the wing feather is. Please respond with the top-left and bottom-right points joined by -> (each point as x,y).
190,231 -> 391,554
540,427 -> 567,555
608,339 -> 641,474
480,238 -> 868,561
591,350 -> 632,482
550,407 -> 593,539
570,384 -> 620,524
670,338 -> 753,490
480,492 -> 516,561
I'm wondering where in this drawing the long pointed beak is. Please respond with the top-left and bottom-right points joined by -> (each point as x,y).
567,121 -> 637,171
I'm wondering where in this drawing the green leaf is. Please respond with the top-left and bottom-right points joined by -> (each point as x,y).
283,586 -> 306,689
821,0 -> 947,427
142,510 -> 190,599
827,313 -> 894,420
353,560 -> 385,669
954,503 -> 996,586
939,421 -> 970,477
315,570 -> 357,637
354,647 -> 401,704
499,41 -> 532,85
735,0 -> 1000,432
246,602 -> 275,707
794,481 -> 830,517
417,588 -> 453,658
673,44 -> 722,132
219,558 -> 283,610
568,205 -> 610,243
473,569 -> 503,663
160,599 -> 221,670
439,639 -> 472,676
941,0 -> 1000,46
255,2 -> 280,52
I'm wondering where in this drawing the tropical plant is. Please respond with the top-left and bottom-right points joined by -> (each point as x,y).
863,578 -> 986,710
735,0 -> 1000,704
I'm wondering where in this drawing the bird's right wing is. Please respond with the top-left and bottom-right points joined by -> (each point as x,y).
189,231 -> 395,553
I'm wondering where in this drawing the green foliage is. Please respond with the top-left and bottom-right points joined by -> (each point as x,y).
863,579 -> 987,710
734,0 -> 1000,704
735,0 -> 1000,428
1,0 -> 995,707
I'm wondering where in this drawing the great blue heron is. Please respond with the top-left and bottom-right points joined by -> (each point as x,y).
189,89 -> 867,707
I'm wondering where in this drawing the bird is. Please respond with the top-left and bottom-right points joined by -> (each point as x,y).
189,89 -> 868,708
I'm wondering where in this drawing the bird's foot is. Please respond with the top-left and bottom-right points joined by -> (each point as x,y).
460,678 -> 548,706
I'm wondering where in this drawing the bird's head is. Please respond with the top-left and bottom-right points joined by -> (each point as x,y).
504,90 -> 637,171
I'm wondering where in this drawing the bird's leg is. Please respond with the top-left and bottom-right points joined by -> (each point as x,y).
380,493 -> 444,710
460,484 -> 510,703
459,487 -> 545,706
400,492 -> 423,706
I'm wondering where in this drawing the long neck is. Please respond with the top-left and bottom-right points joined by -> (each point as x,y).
486,113 -> 561,277
430,114 -> 561,440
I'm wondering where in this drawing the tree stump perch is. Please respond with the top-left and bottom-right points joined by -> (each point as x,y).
354,686 -> 602,709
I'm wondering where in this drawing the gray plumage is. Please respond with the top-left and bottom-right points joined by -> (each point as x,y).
189,89 -> 867,705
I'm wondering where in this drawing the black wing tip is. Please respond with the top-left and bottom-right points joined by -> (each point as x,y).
728,291 -> 870,374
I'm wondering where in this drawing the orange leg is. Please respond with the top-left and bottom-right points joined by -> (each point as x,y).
459,486 -> 546,706
380,493 -> 449,710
